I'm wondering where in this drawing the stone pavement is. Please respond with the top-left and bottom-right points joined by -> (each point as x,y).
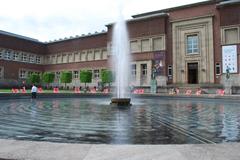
0,139 -> 239,160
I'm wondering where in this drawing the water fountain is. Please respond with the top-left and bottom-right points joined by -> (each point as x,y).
110,6 -> 131,106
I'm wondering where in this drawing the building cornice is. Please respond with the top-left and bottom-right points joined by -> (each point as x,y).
170,14 -> 215,23
0,30 -> 41,43
132,0 -> 225,18
216,0 -> 240,8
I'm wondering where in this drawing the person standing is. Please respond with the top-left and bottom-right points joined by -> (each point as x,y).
31,84 -> 38,99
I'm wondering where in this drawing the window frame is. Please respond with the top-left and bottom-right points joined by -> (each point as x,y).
168,65 -> 172,78
141,64 -> 147,76
29,54 -> 35,63
0,67 -> 3,79
22,53 -> 28,62
13,52 -> 19,61
73,71 -> 79,79
215,62 -> 221,75
93,69 -> 100,79
222,26 -> 240,45
36,56 -> 41,64
19,69 -> 27,79
4,50 -> 11,60
131,64 -> 137,76
186,34 -> 200,55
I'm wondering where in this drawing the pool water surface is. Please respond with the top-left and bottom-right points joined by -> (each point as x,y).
0,97 -> 239,144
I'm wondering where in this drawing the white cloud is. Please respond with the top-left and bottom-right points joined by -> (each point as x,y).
0,0 -> 204,41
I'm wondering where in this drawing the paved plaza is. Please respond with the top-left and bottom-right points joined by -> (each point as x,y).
0,139 -> 239,160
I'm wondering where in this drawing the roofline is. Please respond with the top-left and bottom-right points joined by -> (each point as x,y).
0,30 -> 42,43
132,0 -> 225,18
105,12 -> 168,27
0,30 -> 107,45
216,0 -> 240,8
129,12 -> 168,23
46,31 -> 107,44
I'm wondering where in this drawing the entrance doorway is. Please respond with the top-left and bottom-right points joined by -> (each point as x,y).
187,63 -> 198,84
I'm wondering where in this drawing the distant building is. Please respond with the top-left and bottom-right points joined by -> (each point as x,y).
0,0 -> 239,88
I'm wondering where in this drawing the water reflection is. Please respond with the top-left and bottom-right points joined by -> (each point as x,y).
0,98 -> 239,144
221,105 -> 239,141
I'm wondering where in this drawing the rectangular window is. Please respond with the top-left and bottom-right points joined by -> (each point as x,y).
62,54 -> 67,63
0,49 -> 3,59
141,64 -> 147,76
216,63 -> 221,75
68,54 -> 73,62
55,72 -> 60,79
187,35 -> 199,54
51,56 -> 56,64
36,56 -> 41,64
93,69 -> 99,79
168,65 -> 172,77
4,50 -> 11,60
57,55 -> 62,63
141,39 -> 150,52
19,69 -> 27,79
102,50 -> 107,59
22,53 -> 27,62
94,50 -> 101,60
0,67 -> 3,79
74,52 -> 80,62
73,71 -> 79,79
81,52 -> 87,61
153,37 -> 163,51
225,28 -> 238,44
131,64 -> 136,76
29,55 -> 35,63
130,40 -> 138,53
13,52 -> 19,61
87,51 -> 94,61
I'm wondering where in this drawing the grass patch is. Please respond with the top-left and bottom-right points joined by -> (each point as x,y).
0,89 -> 80,93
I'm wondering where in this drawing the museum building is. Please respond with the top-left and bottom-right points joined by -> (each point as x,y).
0,0 -> 239,88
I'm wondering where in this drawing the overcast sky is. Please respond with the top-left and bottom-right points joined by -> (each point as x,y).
0,0 -> 204,42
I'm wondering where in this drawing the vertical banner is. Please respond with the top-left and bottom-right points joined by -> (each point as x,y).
222,45 -> 237,73
153,51 -> 165,77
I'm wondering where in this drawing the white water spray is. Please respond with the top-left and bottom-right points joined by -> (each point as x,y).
112,5 -> 131,98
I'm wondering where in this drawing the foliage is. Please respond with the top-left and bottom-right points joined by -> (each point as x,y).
42,72 -> 55,84
60,71 -> 72,88
101,70 -> 113,85
42,72 -> 55,88
80,70 -> 92,88
27,73 -> 40,84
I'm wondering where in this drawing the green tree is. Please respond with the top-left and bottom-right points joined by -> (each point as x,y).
27,73 -> 40,85
60,71 -> 72,89
101,69 -> 113,88
80,70 -> 92,89
42,72 -> 55,89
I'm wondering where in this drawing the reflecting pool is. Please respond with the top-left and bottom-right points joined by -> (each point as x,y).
0,97 -> 239,144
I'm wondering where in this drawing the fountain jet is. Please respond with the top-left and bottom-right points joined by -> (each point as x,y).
111,5 -> 131,106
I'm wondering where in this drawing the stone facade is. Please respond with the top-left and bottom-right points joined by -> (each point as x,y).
172,16 -> 215,84
0,0 -> 239,88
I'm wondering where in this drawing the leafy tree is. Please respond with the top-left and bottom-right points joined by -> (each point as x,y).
101,70 -> 113,87
42,72 -> 55,89
60,71 -> 72,89
80,70 -> 92,89
27,73 -> 40,85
